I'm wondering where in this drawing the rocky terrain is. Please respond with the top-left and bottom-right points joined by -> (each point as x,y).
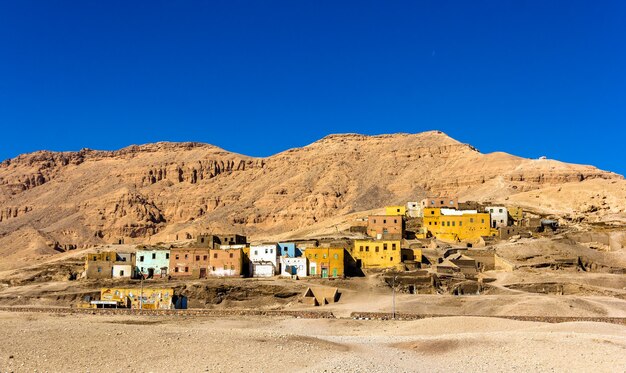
1,131 -> 624,270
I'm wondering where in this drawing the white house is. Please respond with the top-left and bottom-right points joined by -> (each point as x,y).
112,264 -> 133,278
249,244 -> 279,277
486,206 -> 508,228
280,257 -> 307,277
406,201 -> 421,218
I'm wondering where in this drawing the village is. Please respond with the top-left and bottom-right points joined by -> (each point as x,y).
79,196 -> 561,310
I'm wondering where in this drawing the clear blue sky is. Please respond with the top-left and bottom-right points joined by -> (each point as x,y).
1,1 -> 625,174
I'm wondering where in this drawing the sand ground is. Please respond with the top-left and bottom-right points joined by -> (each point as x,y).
0,311 -> 625,373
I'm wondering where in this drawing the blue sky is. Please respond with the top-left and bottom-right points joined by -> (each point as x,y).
1,1 -> 625,174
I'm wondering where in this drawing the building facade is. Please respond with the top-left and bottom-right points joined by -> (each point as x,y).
280,257 -> 307,277
423,208 -> 496,242
169,248 -> 211,278
351,240 -> 402,269
486,206 -> 509,228
278,242 -> 301,258
196,234 -> 247,249
249,244 -> 279,276
385,205 -> 406,216
208,248 -> 243,277
367,215 -> 404,239
112,264 -> 133,278
305,247 -> 344,278
135,249 -> 170,278
420,196 -> 459,211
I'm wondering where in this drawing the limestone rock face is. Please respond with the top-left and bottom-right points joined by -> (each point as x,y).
0,132 -> 623,262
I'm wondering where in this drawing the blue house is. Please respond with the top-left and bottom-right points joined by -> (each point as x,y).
278,242 -> 301,258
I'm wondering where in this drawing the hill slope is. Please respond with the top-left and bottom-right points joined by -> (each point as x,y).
0,131 -> 623,264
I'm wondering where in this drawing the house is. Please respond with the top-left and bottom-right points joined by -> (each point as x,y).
305,247 -> 344,278
135,248 -> 170,278
367,215 -> 404,239
351,240 -> 402,269
280,257 -> 307,277
208,248 -> 243,277
249,244 -> 279,277
195,234 -> 247,249
447,253 -> 478,277
169,248 -> 211,278
85,251 -> 135,279
85,251 -> 117,279
97,287 -> 177,309
401,248 -> 423,263
420,196 -> 459,211
486,206 -> 509,228
385,205 -> 406,216
406,201 -> 421,218
423,208 -> 496,243
278,242 -> 301,258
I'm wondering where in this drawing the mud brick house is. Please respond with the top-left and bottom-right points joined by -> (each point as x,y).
208,248 -> 243,277
86,251 -> 136,279
420,196 -> 459,211
351,240 -> 402,269
305,247 -> 344,278
367,215 -> 404,239
169,248 -> 211,278
135,248 -> 170,278
196,234 -> 247,249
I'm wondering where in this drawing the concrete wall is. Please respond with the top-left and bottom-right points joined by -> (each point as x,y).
486,206 -> 508,228
250,244 -> 279,271
252,263 -> 275,277
112,264 -> 133,278
367,215 -> 403,239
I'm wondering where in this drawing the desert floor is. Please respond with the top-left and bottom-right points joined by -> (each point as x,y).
0,311 -> 625,372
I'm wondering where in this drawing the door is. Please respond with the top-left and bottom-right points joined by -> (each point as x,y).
147,268 -> 154,278
199,268 -> 207,278
321,268 -> 328,278
332,268 -> 338,278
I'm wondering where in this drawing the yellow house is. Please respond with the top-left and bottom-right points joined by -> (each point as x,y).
423,208 -> 497,242
99,287 -> 174,309
385,205 -> 406,216
305,247 -> 344,278
351,240 -> 402,268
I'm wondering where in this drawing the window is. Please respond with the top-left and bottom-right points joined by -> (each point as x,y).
229,253 -> 233,258
265,249 -> 268,254
213,253 -> 218,259
450,200 -> 454,205
120,270 -> 124,276
165,253 -> 169,259
375,247 -> 379,253
184,267 -> 189,272
315,254 -> 318,258
185,254 -> 188,259
175,267 -> 179,273
231,265 -> 234,270
365,246 -> 369,252
481,219 -> 485,224
97,267 -> 102,273
93,256 -> 97,261
397,209 -> 400,213
254,250 -> 258,255
383,219 -> 386,224
447,221 -> 450,227
203,255 -> 208,260
499,209 -> 503,213
429,222 -> 432,225
105,256 -> 109,261
140,256 -> 144,262
359,246 -> 364,252
224,265 -> 227,270
394,219 -> 397,224
212,266 -> 215,271
431,200 -> 435,205
152,253 -> 156,259
334,254 -> 338,259
434,222 -> 438,225
373,219 -> 376,223
392,243 -> 397,250
459,221 -> 463,226
470,218 -> 474,223
196,255 -> 200,261
452,221 -> 455,227
175,255 -> 179,260
431,210 -> 435,215
390,257 -> 393,261
323,254 -> 327,259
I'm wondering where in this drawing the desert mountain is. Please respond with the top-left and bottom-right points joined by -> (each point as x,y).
0,131 -> 624,265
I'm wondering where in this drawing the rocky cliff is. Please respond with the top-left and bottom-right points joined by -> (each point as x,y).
0,131 -> 623,267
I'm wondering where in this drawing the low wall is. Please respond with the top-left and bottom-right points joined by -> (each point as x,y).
349,312 -> 626,325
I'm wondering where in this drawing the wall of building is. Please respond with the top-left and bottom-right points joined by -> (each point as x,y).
305,248 -> 344,278
351,240 -> 402,268
135,250 -> 170,278
100,288 -> 174,309
406,202 -> 422,218
252,263 -> 275,277
401,248 -> 422,263
278,242 -> 301,258
112,264 -> 133,278
420,197 -> 459,210
85,261 -> 114,279
250,244 -> 279,267
385,206 -> 406,216
423,208 -> 496,242
208,248 -> 242,277
280,257 -> 307,277
367,215 -> 403,239
486,206 -> 509,228
169,248 -> 211,278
